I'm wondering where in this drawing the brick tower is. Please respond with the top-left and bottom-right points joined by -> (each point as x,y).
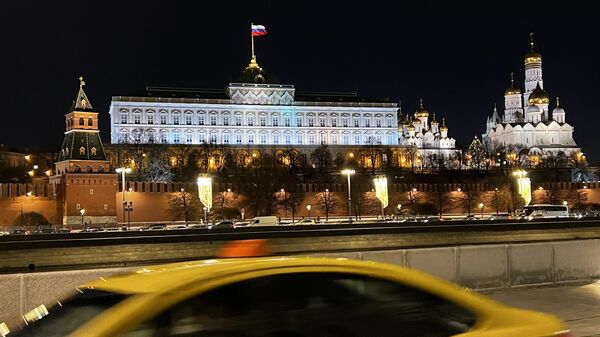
50,77 -> 117,226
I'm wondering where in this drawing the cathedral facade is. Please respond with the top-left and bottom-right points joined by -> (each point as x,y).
483,35 -> 579,156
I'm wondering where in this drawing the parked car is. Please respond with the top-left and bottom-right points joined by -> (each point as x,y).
167,224 -> 189,230
56,228 -> 71,234
293,219 -> 316,225
142,223 -> 167,231
104,227 -> 124,232
0,230 -> 10,236
80,227 -> 105,233
10,240 -> 571,337
9,229 -> 30,235
33,228 -> 56,235
245,216 -> 278,227
209,221 -> 235,229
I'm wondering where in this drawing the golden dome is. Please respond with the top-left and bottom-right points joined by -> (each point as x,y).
440,117 -> 448,131
407,122 -> 415,131
415,98 -> 429,118
524,33 -> 542,65
528,82 -> 550,105
504,72 -> 521,95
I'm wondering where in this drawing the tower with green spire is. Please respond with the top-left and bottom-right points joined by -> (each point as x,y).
50,77 -> 117,225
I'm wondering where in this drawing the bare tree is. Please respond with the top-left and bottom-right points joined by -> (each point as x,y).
433,186 -> 453,218
168,190 -> 201,223
317,189 -> 335,221
456,185 -> 477,215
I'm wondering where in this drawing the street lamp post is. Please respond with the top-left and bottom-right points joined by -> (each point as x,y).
306,204 -> 311,220
494,188 -> 499,215
126,202 -> 133,227
478,203 -> 484,219
80,208 -> 86,228
280,189 -> 288,218
341,169 -> 355,219
115,167 -> 132,227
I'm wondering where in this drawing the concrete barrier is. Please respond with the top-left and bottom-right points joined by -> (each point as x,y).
3,239 -> 600,331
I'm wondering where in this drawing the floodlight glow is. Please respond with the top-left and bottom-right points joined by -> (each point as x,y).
197,176 -> 213,212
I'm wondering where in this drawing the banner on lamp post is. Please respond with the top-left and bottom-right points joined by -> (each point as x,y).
373,176 -> 389,209
197,177 -> 213,212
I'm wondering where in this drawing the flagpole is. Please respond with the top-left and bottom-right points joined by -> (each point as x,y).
251,22 -> 255,59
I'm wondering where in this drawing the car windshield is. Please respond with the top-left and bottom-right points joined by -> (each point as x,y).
10,289 -> 128,337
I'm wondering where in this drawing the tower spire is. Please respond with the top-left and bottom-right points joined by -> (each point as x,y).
529,32 -> 535,53
419,97 -> 424,109
556,96 -> 560,106
510,72 -> 514,87
71,76 -> 93,111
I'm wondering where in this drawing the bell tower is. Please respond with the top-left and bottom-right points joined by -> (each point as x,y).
50,77 -> 118,226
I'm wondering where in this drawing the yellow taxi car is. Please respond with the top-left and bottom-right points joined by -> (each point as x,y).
10,240 -> 572,337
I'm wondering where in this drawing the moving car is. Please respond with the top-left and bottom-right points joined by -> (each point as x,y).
293,219 -> 316,225
8,240 -> 571,337
246,215 -> 278,227
142,223 -> 167,231
9,229 -> 30,235
208,221 -> 235,229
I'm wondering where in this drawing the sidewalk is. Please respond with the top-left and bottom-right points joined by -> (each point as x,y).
483,281 -> 600,337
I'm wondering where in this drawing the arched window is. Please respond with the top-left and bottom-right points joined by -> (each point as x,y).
79,117 -> 84,125
79,147 -> 86,155
74,165 -> 81,173
86,165 -> 93,173
91,147 -> 97,156
88,117 -> 93,126
98,165 -> 105,173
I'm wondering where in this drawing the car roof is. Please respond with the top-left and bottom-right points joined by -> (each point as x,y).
83,256 -> 500,313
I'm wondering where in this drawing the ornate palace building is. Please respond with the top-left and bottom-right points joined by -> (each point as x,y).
109,54 -> 460,167
483,34 -> 580,157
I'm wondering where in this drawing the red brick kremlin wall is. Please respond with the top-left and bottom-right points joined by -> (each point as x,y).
1,182 -> 599,226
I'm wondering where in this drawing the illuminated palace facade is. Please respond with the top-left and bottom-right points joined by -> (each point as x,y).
109,57 -> 460,169
483,35 -> 580,157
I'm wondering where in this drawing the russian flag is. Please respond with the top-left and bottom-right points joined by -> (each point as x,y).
251,24 -> 267,37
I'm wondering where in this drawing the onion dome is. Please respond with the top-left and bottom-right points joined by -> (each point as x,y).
431,113 -> 438,125
505,72 -> 521,95
553,97 -> 565,114
528,82 -> 550,105
415,98 -> 429,118
527,104 -> 541,114
407,123 -> 415,131
524,33 -> 542,65
440,117 -> 448,131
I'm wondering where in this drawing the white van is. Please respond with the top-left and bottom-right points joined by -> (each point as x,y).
246,216 -> 278,227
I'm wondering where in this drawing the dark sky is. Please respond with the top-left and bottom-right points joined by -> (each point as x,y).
1,1 -> 598,162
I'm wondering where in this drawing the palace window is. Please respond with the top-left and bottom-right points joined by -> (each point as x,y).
133,132 -> 141,142
79,147 -> 86,155
248,116 -> 254,126
91,147 -> 97,156
160,115 -> 167,125
343,134 -> 349,145
260,134 -> 267,144
387,134 -> 395,145
134,115 -> 141,124
296,117 -> 302,127
297,134 -> 303,144
342,117 -> 348,127
248,134 -> 254,144
376,118 -> 382,127
284,116 -> 290,127
79,117 -> 84,125
235,116 -> 242,126
173,115 -> 180,125
121,114 -> 128,124
223,116 -> 229,126
186,115 -> 192,125
260,116 -> 267,126
199,133 -> 205,143
309,134 -> 316,145
308,117 -> 314,127
353,118 -> 359,127
387,118 -> 393,127
223,133 -> 230,144
160,132 -> 167,144
319,117 -> 325,127
88,118 -> 93,126
331,134 -> 338,145
186,133 -> 193,144
272,117 -> 279,126
209,134 -> 217,143
331,118 -> 337,127
365,119 -> 370,127
236,134 -> 242,144
148,133 -> 155,143
376,135 -> 382,145
199,116 -> 205,125
273,134 -> 279,144
210,116 -> 217,126
285,134 -> 291,144
147,115 -> 154,124
354,134 -> 360,145
173,132 -> 180,144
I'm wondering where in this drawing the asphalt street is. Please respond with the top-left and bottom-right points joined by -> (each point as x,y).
484,282 -> 600,337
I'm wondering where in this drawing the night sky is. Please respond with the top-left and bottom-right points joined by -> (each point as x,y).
1,1 -> 598,162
